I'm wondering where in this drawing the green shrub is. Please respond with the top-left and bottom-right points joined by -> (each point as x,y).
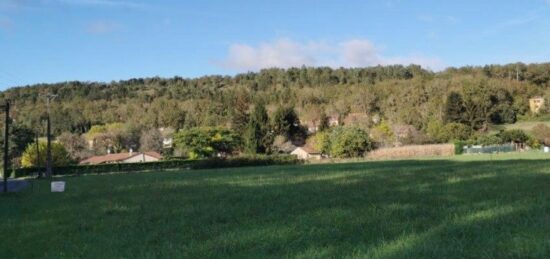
444,123 -> 472,141
21,141 -> 74,168
328,127 -> 373,158
526,137 -> 542,149
454,140 -> 466,155
531,124 -> 550,146
498,129 -> 530,143
469,134 -> 503,146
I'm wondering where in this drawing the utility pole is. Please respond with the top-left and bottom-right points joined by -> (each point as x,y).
2,101 -> 10,193
35,132 -> 41,178
42,94 -> 57,178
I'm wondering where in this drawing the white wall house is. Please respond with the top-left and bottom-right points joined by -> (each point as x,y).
291,146 -> 322,160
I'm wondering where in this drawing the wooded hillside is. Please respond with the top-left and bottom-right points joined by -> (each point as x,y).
1,63 -> 549,164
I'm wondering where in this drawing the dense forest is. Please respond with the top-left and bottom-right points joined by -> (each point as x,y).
1,62 -> 549,166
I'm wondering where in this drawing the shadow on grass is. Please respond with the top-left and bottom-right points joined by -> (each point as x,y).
1,159 -> 549,258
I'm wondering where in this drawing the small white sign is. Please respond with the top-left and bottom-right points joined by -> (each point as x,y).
51,181 -> 66,192
544,146 -> 549,153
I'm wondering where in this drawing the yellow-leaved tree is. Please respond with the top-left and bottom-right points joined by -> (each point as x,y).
21,141 -> 74,168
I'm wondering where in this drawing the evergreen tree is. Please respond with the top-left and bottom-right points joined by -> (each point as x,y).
244,102 -> 270,154
271,105 -> 300,138
230,90 -> 250,135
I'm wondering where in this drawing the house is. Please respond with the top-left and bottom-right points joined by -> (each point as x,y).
159,127 -> 175,148
291,145 -> 322,160
303,120 -> 319,134
79,151 -> 162,165
529,96 -> 545,114
162,137 -> 173,148
328,115 -> 340,127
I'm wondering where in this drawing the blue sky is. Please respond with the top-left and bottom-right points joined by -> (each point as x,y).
0,0 -> 549,88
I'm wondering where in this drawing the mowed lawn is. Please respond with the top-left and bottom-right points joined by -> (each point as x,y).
1,157 -> 549,258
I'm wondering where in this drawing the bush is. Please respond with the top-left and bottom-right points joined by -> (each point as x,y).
307,131 -> 331,154
531,124 -> 550,146
21,141 -> 74,168
498,129 -> 530,143
173,127 -> 241,158
468,134 -> 502,146
444,123 -> 472,141
526,138 -> 542,149
328,127 -> 373,158
426,121 -> 472,143
454,140 -> 466,155
370,121 -> 395,146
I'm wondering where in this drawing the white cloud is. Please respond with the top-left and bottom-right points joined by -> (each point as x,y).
55,0 -> 146,9
222,39 -> 318,71
86,20 -> 119,34
220,38 -> 445,71
338,39 -> 383,67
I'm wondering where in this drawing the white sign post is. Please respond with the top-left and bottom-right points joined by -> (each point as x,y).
51,181 -> 66,192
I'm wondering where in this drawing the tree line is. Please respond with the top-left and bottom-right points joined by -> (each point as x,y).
0,63 -> 548,167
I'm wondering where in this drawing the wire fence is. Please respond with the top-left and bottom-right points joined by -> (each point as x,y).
463,144 -> 516,154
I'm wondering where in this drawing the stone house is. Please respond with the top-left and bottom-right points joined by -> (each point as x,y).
529,96 -> 545,114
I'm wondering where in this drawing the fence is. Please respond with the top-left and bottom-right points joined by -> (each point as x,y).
366,144 -> 455,160
462,144 -> 516,154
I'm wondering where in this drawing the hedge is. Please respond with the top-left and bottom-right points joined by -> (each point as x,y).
12,154 -> 301,178
454,140 -> 466,155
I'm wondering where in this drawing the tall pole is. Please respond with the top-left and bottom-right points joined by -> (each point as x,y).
36,133 -> 42,178
46,97 -> 53,178
3,101 -> 10,193
40,93 -> 57,179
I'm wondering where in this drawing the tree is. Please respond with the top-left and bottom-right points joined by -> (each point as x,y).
0,123 -> 35,168
140,128 -> 163,153
531,124 -> 550,146
490,88 -> 516,124
461,82 -> 496,130
271,105 -> 306,144
230,89 -> 250,135
307,131 -> 331,154
173,127 -> 240,159
444,92 -> 465,123
21,141 -> 73,168
498,129 -> 530,144
85,122 -> 140,154
327,127 -> 373,158
244,102 -> 271,154
317,112 -> 330,132
57,132 -> 91,161
426,121 -> 471,143
370,120 -> 395,146
443,123 -> 472,141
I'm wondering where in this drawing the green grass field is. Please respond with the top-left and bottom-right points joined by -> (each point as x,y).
1,154 -> 549,258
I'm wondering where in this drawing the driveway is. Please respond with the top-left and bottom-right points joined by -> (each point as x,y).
0,179 -> 30,192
